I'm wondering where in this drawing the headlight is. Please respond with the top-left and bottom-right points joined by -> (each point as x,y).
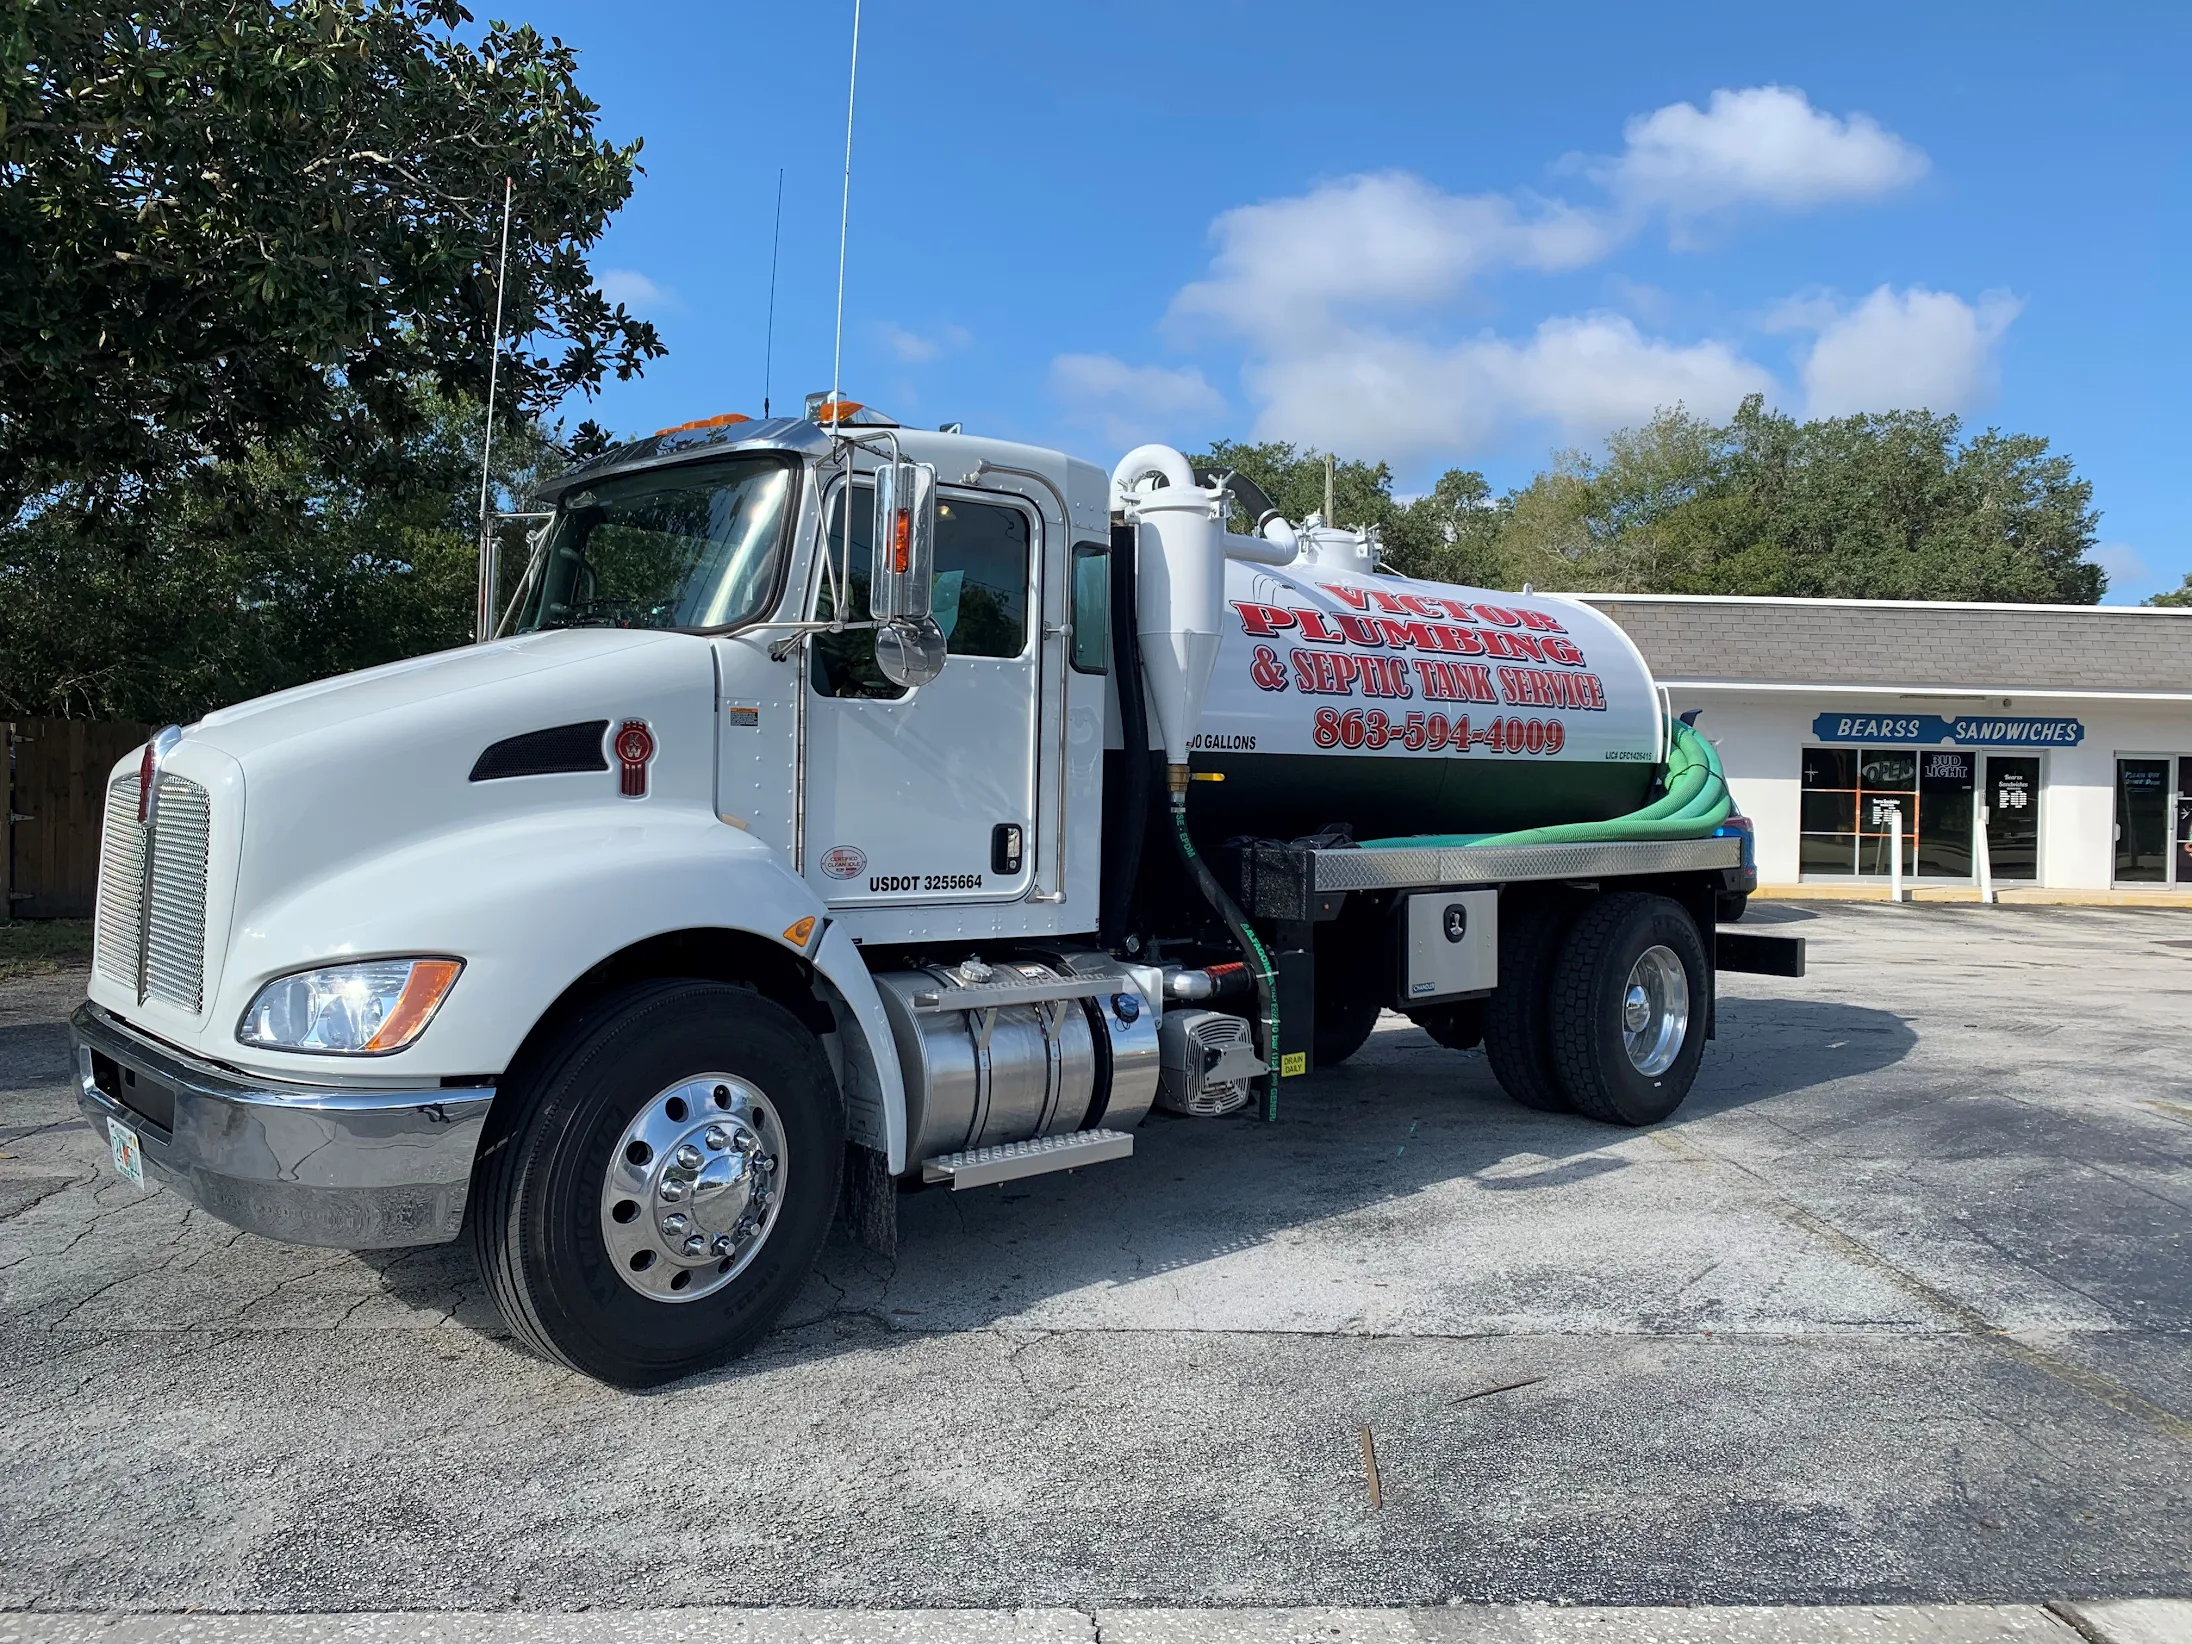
237,958 -> 463,1055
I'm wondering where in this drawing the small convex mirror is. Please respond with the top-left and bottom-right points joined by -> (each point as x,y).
871,459 -> 944,686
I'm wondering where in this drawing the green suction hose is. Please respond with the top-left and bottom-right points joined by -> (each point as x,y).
1361,720 -> 1733,852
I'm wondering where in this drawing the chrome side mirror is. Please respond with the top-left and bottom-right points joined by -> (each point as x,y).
872,459 -> 944,686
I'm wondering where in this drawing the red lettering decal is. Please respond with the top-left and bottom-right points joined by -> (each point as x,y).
1438,599 -> 1478,623
1320,584 -> 1371,611
1412,659 -> 1445,699
1473,604 -> 1522,627
1376,618 -> 1438,651
1291,650 -> 1320,691
1331,654 -> 1364,692
1458,664 -> 1497,703
1541,636 -> 1585,667
1517,609 -> 1568,633
1366,588 -> 1411,614
1295,608 -> 1345,644
1232,602 -> 1300,638
1335,614 -> 1385,646
1397,593 -> 1443,618
1449,628 -> 1487,657
1484,631 -> 1545,662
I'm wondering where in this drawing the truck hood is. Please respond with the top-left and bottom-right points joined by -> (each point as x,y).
191,628 -> 681,762
190,628 -> 727,968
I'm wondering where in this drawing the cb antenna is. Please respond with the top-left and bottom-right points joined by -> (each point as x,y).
826,0 -> 861,421
474,175 -> 514,644
762,167 -> 783,418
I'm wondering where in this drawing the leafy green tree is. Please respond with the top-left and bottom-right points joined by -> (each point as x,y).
2147,576 -> 2192,608
1472,398 -> 2103,602
0,391 -> 562,723
0,0 -> 661,513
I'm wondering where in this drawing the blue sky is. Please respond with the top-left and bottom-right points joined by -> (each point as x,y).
515,1 -> 2189,601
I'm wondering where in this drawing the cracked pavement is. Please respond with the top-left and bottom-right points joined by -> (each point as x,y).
0,904 -> 2186,1613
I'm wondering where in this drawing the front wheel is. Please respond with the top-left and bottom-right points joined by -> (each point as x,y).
471,980 -> 844,1387
1548,893 -> 1709,1126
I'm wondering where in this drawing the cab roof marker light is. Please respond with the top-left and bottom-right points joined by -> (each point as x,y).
652,413 -> 753,437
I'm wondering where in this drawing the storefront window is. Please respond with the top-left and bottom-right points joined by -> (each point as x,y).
1802,745 -> 1974,877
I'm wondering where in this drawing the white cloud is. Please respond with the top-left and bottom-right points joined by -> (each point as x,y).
597,268 -> 681,313
1171,171 -> 1614,342
1244,314 -> 1775,462
1051,353 -> 1226,447
1781,285 -> 2021,417
1097,87 -> 1941,461
877,321 -> 971,364
2091,542 -> 2155,603
1598,85 -> 1928,220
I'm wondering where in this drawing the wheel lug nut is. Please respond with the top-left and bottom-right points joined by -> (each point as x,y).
682,1233 -> 708,1256
658,1179 -> 685,1204
674,1144 -> 703,1171
703,1125 -> 730,1150
661,1213 -> 688,1236
731,1132 -> 756,1154
712,1233 -> 734,1256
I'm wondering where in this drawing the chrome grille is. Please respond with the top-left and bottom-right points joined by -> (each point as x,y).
90,768 -> 212,1012
93,774 -> 145,989
145,775 -> 211,1011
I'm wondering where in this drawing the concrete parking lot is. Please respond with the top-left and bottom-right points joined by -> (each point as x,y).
1,904 -> 2186,1619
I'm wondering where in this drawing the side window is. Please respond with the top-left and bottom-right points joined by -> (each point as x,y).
1069,543 -> 1109,674
812,485 -> 1033,699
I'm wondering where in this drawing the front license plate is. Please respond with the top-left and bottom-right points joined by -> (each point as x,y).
107,1117 -> 145,1188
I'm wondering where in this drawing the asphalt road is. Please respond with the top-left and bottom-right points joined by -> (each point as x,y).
1,904 -> 2186,1614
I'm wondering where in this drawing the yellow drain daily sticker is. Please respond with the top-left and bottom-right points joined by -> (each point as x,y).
1280,1052 -> 1307,1077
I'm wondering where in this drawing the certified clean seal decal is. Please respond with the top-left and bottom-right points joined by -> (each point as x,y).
820,845 -> 867,880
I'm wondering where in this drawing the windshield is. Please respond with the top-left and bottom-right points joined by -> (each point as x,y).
512,455 -> 797,633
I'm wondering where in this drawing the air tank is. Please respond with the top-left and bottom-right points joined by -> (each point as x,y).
1178,556 -> 1664,844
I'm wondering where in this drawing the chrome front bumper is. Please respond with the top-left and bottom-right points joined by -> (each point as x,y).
70,1001 -> 494,1249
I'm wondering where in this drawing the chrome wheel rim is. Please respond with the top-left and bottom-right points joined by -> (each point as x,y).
600,1074 -> 787,1303
1621,945 -> 1690,1077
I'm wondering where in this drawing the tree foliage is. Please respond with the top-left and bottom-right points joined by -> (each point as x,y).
1197,396 -> 2104,604
0,392 -> 562,723
0,0 -> 661,512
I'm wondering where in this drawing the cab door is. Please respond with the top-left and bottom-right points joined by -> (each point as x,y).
800,478 -> 1040,907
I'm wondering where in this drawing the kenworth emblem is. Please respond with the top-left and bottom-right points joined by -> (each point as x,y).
614,720 -> 655,798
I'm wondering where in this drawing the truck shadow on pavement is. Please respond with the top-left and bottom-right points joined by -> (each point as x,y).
713,994 -> 1920,1385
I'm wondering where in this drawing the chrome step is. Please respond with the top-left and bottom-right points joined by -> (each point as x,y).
920,1129 -> 1134,1190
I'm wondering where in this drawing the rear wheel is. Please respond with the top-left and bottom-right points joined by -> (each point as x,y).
1482,894 -> 1576,1113
1548,893 -> 1709,1126
471,980 -> 843,1387
1313,996 -> 1382,1067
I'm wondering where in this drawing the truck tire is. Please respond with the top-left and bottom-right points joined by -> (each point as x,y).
471,979 -> 843,1387
1314,997 -> 1382,1067
1548,893 -> 1708,1126
1482,896 -> 1576,1113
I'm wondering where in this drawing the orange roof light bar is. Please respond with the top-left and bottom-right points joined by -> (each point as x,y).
652,412 -> 753,437
812,398 -> 865,425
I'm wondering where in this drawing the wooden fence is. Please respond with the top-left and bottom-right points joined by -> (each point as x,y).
5,720 -> 150,919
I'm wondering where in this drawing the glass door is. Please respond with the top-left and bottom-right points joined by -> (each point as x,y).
1917,750 -> 1975,877
2114,758 -> 2170,884
1984,757 -> 2040,881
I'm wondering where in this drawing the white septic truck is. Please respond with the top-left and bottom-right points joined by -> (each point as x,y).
72,405 -> 1799,1385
